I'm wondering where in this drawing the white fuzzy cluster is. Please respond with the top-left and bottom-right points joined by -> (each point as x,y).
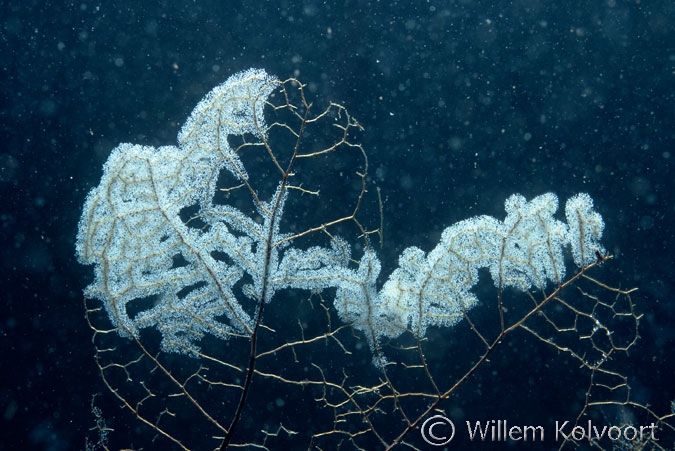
76,68 -> 606,361
76,69 -> 348,355
335,193 -> 605,351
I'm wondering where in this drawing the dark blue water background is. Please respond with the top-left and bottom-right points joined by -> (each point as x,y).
1,1 -> 673,449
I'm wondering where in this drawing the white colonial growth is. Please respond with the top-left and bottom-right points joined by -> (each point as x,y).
76,69 -> 605,362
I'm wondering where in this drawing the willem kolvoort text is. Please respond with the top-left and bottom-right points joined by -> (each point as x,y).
465,420 -> 657,442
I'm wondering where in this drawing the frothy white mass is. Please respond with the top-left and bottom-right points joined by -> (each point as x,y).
76,68 -> 606,361
335,192 -> 604,350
